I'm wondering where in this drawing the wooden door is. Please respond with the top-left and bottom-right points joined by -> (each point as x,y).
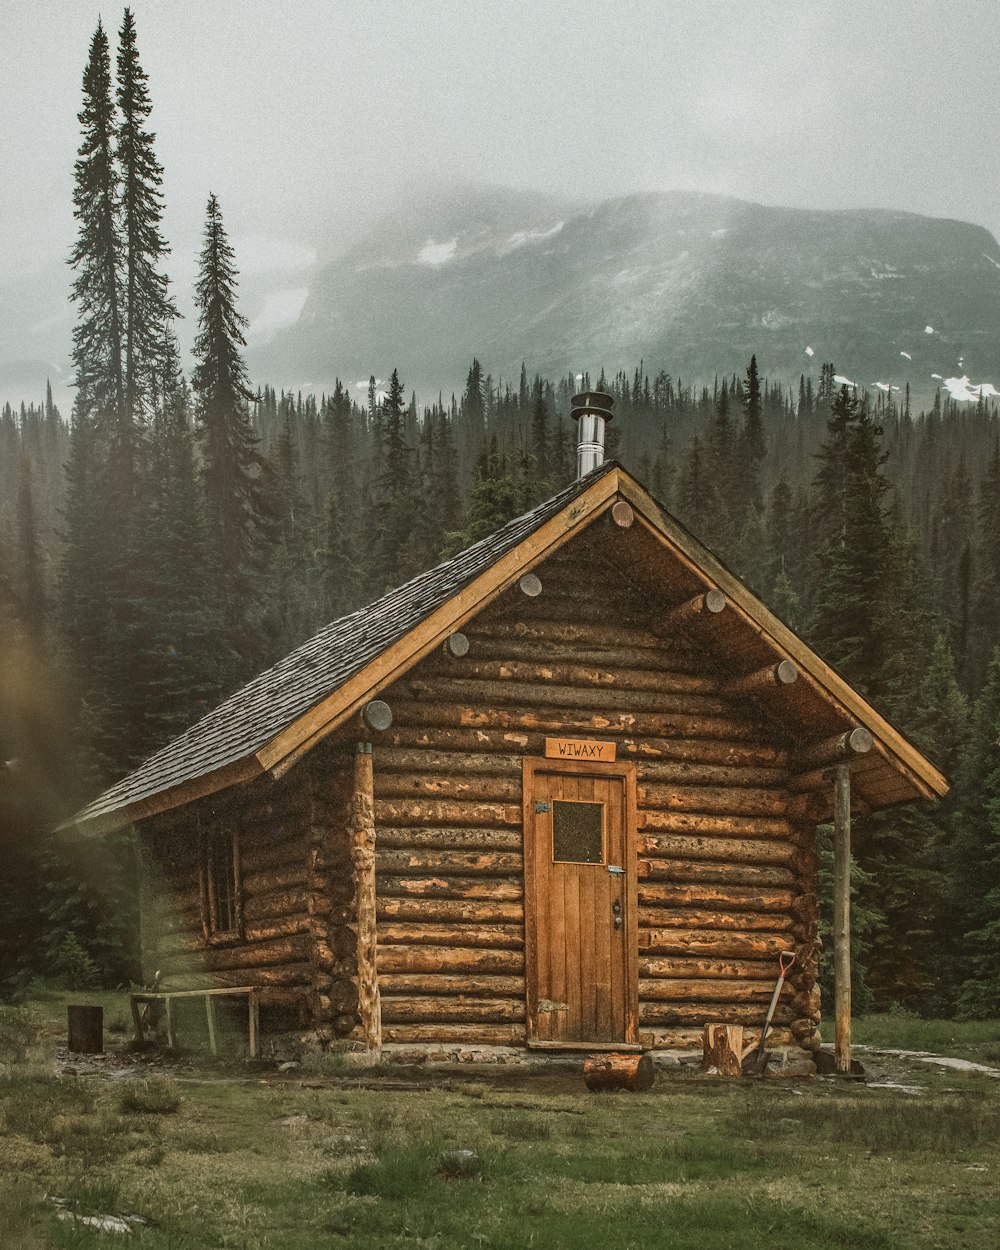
523,758 -> 638,1048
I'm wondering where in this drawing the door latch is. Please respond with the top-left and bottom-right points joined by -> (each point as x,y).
534,801 -> 550,813
612,899 -> 623,929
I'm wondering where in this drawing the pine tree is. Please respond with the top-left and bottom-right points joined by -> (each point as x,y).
115,7 -> 178,444
191,193 -> 269,676
443,436 -> 522,556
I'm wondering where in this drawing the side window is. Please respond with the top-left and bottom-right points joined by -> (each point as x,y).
203,829 -> 241,938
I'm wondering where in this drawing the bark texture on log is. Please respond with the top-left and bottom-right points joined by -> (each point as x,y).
701,1024 -> 744,1076
583,1053 -> 654,1092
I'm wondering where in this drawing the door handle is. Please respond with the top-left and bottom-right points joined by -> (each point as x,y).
612,899 -> 623,930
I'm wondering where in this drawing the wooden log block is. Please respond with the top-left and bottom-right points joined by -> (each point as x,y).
701,1024 -> 745,1076
638,977 -> 798,1005
797,728 -> 873,771
376,747 -> 521,775
376,945 -> 524,975
636,882 -> 795,912
242,864 -> 306,897
834,763 -> 852,1076
161,964 -> 314,989
722,661 -> 798,699
638,955 -> 778,980
381,1023 -> 526,1045
645,1025 -> 795,1051
242,887 -> 308,923
243,915 -> 312,943
637,907 -> 794,933
374,799 -> 521,828
377,921 -> 524,950
376,875 -> 523,902
583,1053 -> 654,1092
67,1005 -> 103,1054
381,997 -> 525,1024
639,783 -> 787,817
376,848 -> 523,877
376,826 -> 523,852
637,759 -> 790,788
639,1001 -> 795,1027
379,973 -> 525,998
638,928 -> 793,958
469,618 -> 671,650
637,833 -> 796,864
376,896 -> 524,924
419,658 -> 720,697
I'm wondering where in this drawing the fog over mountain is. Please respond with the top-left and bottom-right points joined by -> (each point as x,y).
254,185 -> 1000,406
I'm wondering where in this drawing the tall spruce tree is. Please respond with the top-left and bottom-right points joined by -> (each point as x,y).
191,193 -> 269,677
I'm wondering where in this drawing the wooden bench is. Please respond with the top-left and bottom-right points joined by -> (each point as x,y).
130,987 -> 260,1058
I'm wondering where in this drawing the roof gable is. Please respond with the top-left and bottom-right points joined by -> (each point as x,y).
72,462 -> 946,833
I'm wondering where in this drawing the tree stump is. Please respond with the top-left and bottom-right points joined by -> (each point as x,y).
583,1052 -> 654,1092
67,1005 -> 103,1054
701,1023 -> 744,1076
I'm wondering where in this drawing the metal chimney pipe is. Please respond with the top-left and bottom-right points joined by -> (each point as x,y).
570,391 -> 615,478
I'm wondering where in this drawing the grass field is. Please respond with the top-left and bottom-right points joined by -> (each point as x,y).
1,994 -> 998,1249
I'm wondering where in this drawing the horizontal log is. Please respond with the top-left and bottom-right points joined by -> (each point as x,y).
638,907 -> 794,933
242,887 -> 309,923
583,1053 -> 654,1092
641,860 -> 795,888
638,955 -> 779,980
421,658 -> 720,697
466,636 -> 704,674
403,676 -> 730,718
636,882 -> 795,912
637,759 -> 789,788
639,1001 -> 795,1027
374,799 -> 521,828
376,896 -> 524,924
242,864 -> 306,897
615,736 -> 788,768
159,963 -> 315,989
645,1025 -> 794,1050
377,875 -> 523,902
378,974 -> 525,998
638,811 -> 794,838
469,618 -> 674,650
377,848 -> 523,877
376,775 -> 521,802
238,834 -> 309,875
376,747 -> 521,775
377,945 -> 524,975
158,934 -> 313,974
638,833 -> 796,864
640,978 -> 809,1008
392,701 -> 763,744
376,826 -> 524,852
662,590 -> 727,629
638,928 -> 793,958
377,921 -> 523,949
797,728 -> 874,771
722,661 -> 798,699
382,1023 -> 526,1045
639,783 -> 787,817
381,997 -> 525,1024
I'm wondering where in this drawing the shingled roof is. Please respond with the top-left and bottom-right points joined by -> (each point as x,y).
72,459 -> 948,834
71,461 -> 621,832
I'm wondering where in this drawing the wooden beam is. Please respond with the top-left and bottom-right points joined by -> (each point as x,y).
663,589 -> 727,629
797,728 -> 873,772
350,741 -> 381,1055
722,661 -> 798,698
833,763 -> 852,1075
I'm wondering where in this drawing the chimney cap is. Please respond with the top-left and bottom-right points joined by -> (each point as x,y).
570,390 -> 614,422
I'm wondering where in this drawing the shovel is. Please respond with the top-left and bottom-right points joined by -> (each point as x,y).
742,951 -> 796,1077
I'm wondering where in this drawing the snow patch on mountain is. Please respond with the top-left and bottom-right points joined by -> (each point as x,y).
900,351 -> 912,360
940,375 -> 1000,402
503,221 -> 564,253
417,237 -> 458,266
834,374 -> 857,388
804,346 -> 815,357
925,325 -> 935,334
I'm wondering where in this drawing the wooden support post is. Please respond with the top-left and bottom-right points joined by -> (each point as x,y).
165,997 -> 175,1049
205,995 -> 217,1056
248,990 -> 259,1059
833,763 -> 852,1075
130,995 -> 144,1045
351,741 -> 382,1055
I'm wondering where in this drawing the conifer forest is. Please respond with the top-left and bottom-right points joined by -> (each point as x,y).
3,10 -> 1000,1021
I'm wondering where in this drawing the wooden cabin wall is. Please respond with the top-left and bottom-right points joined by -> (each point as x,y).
140,756 -> 356,1036
372,533 -> 819,1052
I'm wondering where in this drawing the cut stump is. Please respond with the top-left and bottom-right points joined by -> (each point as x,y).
583,1052 -> 654,1092
701,1023 -> 744,1077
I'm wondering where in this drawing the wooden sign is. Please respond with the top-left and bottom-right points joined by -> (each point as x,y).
545,737 -> 616,762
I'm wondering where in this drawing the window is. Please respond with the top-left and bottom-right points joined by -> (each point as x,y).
552,799 -> 605,864
204,829 -> 241,938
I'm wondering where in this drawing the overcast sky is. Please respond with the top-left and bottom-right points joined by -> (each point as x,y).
3,0 -> 999,407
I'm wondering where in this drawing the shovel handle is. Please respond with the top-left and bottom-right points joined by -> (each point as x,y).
778,951 -> 796,975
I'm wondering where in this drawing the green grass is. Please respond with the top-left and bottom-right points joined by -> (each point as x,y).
2,1006 -> 1000,1248
849,1013 -> 1000,1064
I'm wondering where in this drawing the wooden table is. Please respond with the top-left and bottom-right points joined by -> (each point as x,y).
130,986 -> 260,1057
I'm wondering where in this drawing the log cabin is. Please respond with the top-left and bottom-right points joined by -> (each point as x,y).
72,393 -> 947,1072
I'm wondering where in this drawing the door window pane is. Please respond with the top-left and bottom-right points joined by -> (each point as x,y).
552,800 -> 604,863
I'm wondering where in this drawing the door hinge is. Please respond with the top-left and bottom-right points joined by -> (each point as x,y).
608,864 -> 625,875
534,801 -> 550,813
